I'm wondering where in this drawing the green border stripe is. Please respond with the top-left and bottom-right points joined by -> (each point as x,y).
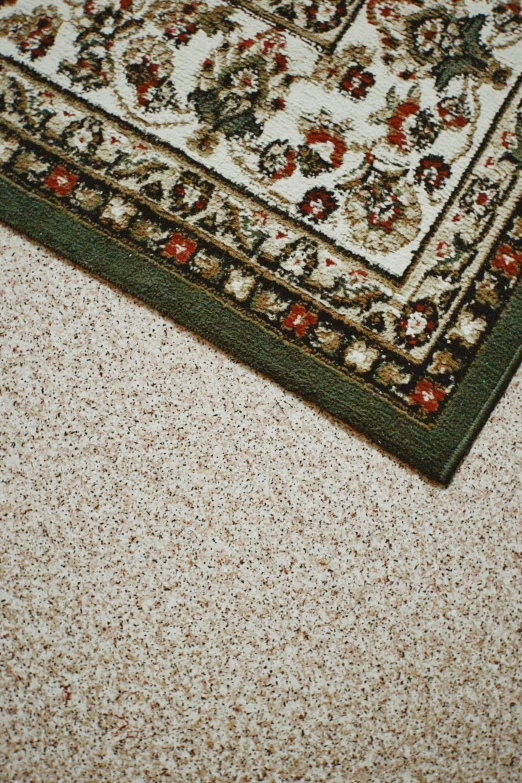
1,175 -> 521,484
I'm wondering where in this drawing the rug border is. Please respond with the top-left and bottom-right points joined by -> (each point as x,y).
3,50 -> 521,290
1,174 -> 521,484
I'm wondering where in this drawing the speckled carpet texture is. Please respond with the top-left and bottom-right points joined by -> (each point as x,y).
1,224 -> 522,782
1,1 -> 522,478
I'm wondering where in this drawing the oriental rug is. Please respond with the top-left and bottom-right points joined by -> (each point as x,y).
0,0 -> 521,482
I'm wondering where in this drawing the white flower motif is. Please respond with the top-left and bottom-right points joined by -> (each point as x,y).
311,2 -> 338,25
101,196 -> 138,229
280,249 -> 308,277
451,311 -> 487,346
428,350 -> 460,375
405,311 -> 428,337
307,196 -> 326,219
70,127 -> 94,153
0,136 -> 19,164
224,269 -> 256,302
344,339 -> 380,373
310,139 -> 336,165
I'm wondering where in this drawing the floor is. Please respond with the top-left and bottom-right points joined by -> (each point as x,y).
1,222 -> 521,783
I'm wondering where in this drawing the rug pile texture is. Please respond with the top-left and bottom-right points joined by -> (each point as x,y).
0,0 -> 521,480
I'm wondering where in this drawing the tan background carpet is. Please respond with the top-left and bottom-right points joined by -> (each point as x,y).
1,222 -> 522,782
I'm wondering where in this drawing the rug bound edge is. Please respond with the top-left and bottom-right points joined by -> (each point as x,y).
1,175 -> 521,485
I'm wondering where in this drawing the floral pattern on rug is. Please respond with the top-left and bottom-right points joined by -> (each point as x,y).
1,56 -> 520,366
0,2 -> 521,425
0,0 -> 521,277
0,106 -> 520,424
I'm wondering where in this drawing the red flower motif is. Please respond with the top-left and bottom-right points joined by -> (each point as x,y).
86,0 -> 132,11
132,56 -> 164,107
411,380 -> 446,413
340,64 -> 375,100
44,166 -> 78,197
388,101 -> 419,151
275,53 -> 288,72
283,304 -> 318,338
163,233 -> 197,264
502,130 -> 517,151
437,97 -> 469,129
306,128 -> 347,169
299,188 -> 338,222
415,156 -> 451,194
492,243 -> 522,277
238,38 -> 255,50
19,13 -> 57,60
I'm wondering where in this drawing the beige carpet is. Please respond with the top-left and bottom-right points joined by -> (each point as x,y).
1,221 -> 521,783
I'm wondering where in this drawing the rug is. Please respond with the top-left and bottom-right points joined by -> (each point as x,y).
0,1 -> 521,482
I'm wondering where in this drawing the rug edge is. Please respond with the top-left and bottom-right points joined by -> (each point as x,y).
1,175 -> 521,485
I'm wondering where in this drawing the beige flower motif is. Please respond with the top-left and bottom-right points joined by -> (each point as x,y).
475,275 -> 499,309
130,218 -> 165,245
74,185 -> 104,212
450,310 -> 487,346
343,167 -> 422,254
251,289 -> 288,320
344,338 -> 380,373
375,362 -> 411,387
224,269 -> 256,302
192,252 -> 224,281
404,310 -> 429,339
314,326 -> 342,355
428,350 -> 460,375
0,135 -> 19,164
101,196 -> 138,230
13,150 -> 48,176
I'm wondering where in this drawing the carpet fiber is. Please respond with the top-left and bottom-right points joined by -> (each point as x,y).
1,223 -> 522,781
0,0 -> 521,480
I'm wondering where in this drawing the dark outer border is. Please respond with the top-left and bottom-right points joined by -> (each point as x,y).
1,175 -> 521,484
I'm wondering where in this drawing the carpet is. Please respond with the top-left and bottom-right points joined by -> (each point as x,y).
2,223 -> 522,782
0,1 -> 521,482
